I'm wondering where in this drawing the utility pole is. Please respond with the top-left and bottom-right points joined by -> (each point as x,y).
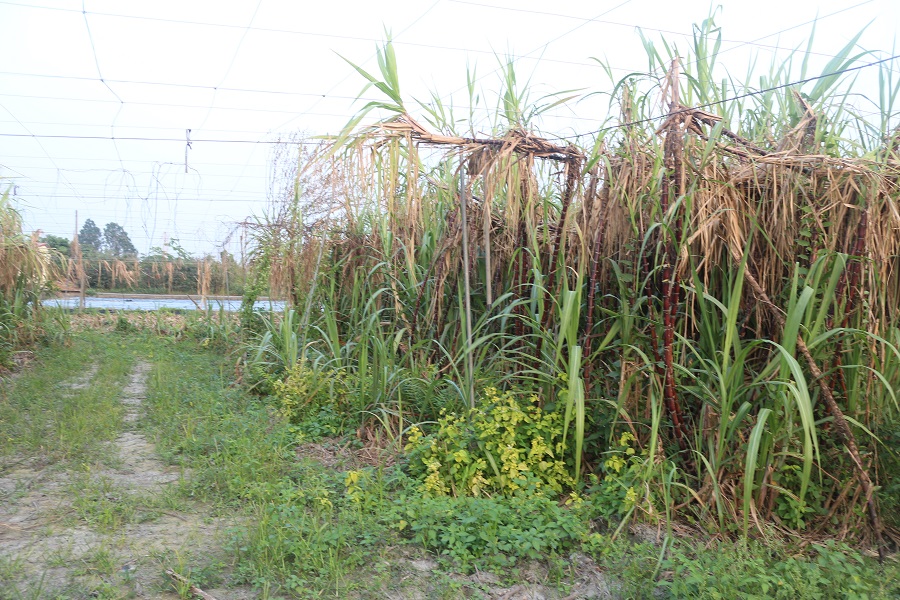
221,249 -> 229,296
240,222 -> 247,287
75,211 -> 85,309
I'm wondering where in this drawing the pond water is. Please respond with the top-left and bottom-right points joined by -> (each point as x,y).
44,296 -> 285,312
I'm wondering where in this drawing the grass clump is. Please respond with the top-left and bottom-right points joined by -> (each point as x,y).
231,467 -> 399,595
0,190 -> 61,371
274,358 -> 352,439
145,340 -> 295,504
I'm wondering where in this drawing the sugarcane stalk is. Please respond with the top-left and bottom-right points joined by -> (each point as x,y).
736,257 -> 887,562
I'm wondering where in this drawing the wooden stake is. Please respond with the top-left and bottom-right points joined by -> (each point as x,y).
221,249 -> 229,296
75,211 -> 85,309
165,569 -> 218,600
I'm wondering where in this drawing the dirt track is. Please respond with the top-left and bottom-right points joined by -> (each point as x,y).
0,361 -> 248,599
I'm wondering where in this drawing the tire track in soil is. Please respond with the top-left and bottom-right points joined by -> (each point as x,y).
0,361 -> 251,599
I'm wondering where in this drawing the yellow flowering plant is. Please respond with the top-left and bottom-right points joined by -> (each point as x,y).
404,387 -> 574,497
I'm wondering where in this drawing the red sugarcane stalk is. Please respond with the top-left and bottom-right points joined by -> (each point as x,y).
643,251 -> 666,380
846,211 -> 867,304
514,220 -> 527,343
658,104 -> 687,446
583,173 -> 608,394
544,157 -> 580,302
514,171 -> 533,346
535,156 -> 580,363
825,208 -> 868,422
662,263 -> 686,445
668,182 -> 686,443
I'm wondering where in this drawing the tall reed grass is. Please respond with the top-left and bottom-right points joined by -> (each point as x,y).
0,190 -> 58,367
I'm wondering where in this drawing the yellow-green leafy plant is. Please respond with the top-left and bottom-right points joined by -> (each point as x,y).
589,431 -> 649,518
273,359 -> 349,425
404,387 -> 574,497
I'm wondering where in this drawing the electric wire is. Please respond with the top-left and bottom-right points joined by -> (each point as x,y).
557,53 -> 900,141
82,0 -> 127,174
2,54 -> 896,145
448,0 -> 880,63
3,0 -> 894,253
196,0 -> 264,132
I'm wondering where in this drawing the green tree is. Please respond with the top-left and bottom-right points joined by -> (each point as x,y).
40,234 -> 70,257
78,219 -> 102,255
103,222 -> 137,258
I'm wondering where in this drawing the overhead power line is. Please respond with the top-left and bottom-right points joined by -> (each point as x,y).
0,71 -> 383,102
0,119 -> 318,138
449,0 -> 880,63
0,0 -> 881,94
196,0 -> 264,132
82,0 -> 127,172
23,208 -> 250,224
18,194 -> 271,203
19,180 -> 271,192
0,1 -> 640,74
2,53 -> 897,147
444,0 -> 879,102
0,92 -> 360,118
36,232 -> 236,244
0,103 -> 87,202
5,171 -> 270,182
0,105 -> 608,128
0,133 -> 324,144
2,155 -> 270,167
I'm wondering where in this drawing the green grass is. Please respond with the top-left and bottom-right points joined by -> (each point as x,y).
0,332 -> 133,465
660,539 -> 900,599
3,329 -> 897,598
137,332 -> 900,598
64,471 -> 182,532
144,336 -> 296,504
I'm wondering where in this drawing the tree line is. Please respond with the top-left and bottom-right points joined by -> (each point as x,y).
40,220 -> 248,295
41,218 -> 136,259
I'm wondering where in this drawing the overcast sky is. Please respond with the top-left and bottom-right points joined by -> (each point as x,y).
1,0 -> 897,256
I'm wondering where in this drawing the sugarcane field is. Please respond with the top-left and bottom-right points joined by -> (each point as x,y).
1,1 -> 899,598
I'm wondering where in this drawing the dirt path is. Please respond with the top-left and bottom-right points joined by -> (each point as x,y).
0,361 -> 249,599
103,361 -> 181,491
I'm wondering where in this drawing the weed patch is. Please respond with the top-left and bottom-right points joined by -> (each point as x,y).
659,539 -> 900,599
393,490 -> 591,571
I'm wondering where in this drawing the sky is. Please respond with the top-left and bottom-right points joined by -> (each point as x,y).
1,0 -> 897,257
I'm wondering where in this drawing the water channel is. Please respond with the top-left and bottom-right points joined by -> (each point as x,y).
44,295 -> 285,312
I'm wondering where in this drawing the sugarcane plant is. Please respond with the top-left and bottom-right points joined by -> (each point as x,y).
244,17 -> 900,555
